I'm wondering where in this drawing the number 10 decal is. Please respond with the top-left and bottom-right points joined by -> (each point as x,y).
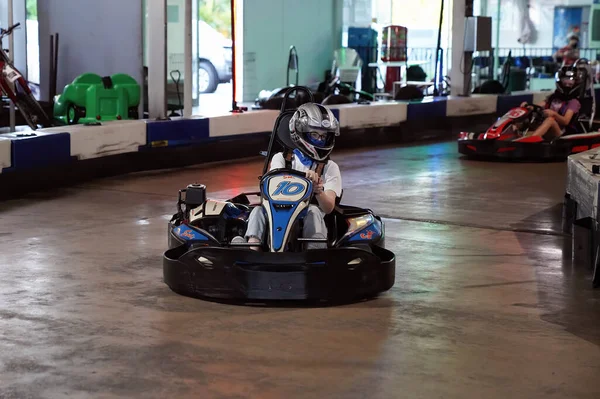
272,181 -> 304,196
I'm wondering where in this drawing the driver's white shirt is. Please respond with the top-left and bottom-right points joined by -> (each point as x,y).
270,152 -> 342,198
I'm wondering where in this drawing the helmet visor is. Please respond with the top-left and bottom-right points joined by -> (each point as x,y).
561,76 -> 575,87
306,130 -> 335,148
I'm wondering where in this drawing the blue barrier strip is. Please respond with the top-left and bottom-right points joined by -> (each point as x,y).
331,108 -> 340,124
146,118 -> 209,147
406,98 -> 447,120
2,132 -> 71,172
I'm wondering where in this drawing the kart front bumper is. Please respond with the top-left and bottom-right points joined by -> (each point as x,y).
163,243 -> 396,302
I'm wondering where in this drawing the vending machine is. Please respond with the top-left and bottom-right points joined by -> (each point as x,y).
381,25 -> 407,92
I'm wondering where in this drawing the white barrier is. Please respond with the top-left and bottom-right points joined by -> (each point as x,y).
0,90 -> 559,174
209,110 -> 279,138
0,136 -> 11,172
532,91 -> 550,105
332,102 -> 407,129
39,120 -> 147,160
446,94 -> 498,117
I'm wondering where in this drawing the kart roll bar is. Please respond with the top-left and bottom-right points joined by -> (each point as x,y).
280,85 -> 314,112
582,59 -> 596,130
261,86 -> 315,176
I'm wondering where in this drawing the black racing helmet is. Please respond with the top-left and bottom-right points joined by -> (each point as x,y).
555,61 -> 588,98
288,102 -> 340,162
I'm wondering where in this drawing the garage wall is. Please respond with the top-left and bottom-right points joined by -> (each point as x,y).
242,0 -> 344,102
37,0 -> 144,102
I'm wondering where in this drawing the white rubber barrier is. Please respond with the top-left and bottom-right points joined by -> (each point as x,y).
0,136 -> 11,172
331,102 -> 408,129
209,110 -> 279,138
446,94 -> 498,117
40,120 -> 147,160
532,91 -> 550,105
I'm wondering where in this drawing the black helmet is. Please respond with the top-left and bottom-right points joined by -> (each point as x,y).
289,103 -> 340,162
556,61 -> 587,98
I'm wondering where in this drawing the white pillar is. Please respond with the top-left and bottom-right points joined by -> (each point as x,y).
183,0 -> 192,117
148,0 -> 167,119
234,0 -> 244,104
451,0 -> 473,96
333,0 -> 344,47
11,0 -> 26,79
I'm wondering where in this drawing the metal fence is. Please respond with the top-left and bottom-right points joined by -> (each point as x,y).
365,46 -> 600,85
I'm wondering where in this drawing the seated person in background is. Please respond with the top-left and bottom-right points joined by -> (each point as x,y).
553,35 -> 580,66
520,62 -> 585,139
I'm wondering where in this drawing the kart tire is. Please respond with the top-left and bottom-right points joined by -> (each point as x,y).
128,106 -> 139,120
66,103 -> 81,125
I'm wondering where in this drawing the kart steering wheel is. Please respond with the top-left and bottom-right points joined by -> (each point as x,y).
527,103 -> 545,114
523,103 -> 546,126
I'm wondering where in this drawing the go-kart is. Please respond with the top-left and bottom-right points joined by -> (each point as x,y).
163,86 -> 395,303
458,101 -> 600,160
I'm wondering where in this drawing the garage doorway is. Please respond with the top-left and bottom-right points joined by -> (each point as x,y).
163,0 -> 233,116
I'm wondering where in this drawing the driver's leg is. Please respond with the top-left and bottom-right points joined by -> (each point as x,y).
548,119 -> 564,139
303,205 -> 327,250
239,207 -> 265,251
528,116 -> 557,138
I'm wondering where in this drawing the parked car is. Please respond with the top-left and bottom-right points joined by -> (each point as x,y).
146,0 -> 232,95
196,20 -> 232,93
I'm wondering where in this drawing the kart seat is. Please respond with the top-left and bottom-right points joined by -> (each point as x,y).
275,111 -> 297,150
576,95 -> 599,133
259,110 -> 299,164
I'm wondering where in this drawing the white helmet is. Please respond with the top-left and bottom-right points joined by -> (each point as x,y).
288,103 -> 340,162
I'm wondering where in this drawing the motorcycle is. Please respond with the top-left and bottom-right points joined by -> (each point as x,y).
1,23 -> 53,130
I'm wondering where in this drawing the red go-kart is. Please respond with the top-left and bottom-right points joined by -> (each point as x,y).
458,103 -> 600,160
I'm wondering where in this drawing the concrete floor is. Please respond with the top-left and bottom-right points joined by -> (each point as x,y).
1,141 -> 600,398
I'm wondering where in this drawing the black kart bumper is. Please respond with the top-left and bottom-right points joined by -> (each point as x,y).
163,244 -> 395,302
458,136 -> 600,161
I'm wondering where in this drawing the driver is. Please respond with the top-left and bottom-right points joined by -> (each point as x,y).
232,102 -> 342,250
520,60 -> 587,139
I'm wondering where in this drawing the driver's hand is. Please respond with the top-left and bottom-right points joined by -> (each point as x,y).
520,102 -> 528,107
543,109 -> 556,117
305,170 -> 320,185
314,178 -> 324,195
